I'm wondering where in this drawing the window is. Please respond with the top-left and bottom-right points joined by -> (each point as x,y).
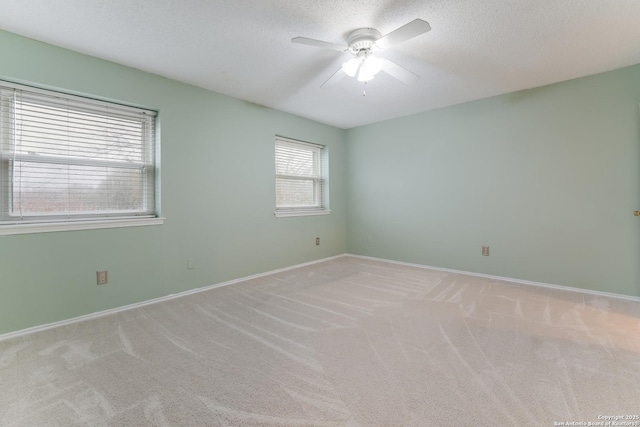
0,81 -> 161,234
275,136 -> 329,217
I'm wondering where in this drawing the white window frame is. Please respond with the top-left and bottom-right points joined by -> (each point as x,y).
0,80 -> 163,235
274,136 -> 330,218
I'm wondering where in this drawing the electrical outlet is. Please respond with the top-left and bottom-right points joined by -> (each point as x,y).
187,260 -> 195,270
96,270 -> 108,285
482,246 -> 490,256
316,237 -> 320,246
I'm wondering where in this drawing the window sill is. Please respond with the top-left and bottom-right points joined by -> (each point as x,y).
0,217 -> 165,236
274,209 -> 332,218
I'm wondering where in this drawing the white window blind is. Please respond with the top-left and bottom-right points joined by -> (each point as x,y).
0,81 -> 157,226
275,136 -> 328,216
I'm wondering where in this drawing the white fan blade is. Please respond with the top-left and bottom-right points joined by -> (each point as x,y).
292,37 -> 348,52
381,59 -> 420,85
375,19 -> 431,49
321,68 -> 346,88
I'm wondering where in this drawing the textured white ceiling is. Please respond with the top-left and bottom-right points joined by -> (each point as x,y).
1,0 -> 639,128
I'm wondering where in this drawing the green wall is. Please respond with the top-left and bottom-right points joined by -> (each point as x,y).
0,30 -> 347,335
347,65 -> 640,297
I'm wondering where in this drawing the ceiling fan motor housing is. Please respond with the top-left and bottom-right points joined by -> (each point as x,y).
347,28 -> 382,54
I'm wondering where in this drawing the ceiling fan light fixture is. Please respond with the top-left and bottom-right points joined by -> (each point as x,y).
357,70 -> 375,82
362,55 -> 383,76
341,58 -> 360,77
357,54 -> 383,82
343,53 -> 383,82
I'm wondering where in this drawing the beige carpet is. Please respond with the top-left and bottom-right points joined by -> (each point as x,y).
1,256 -> 639,426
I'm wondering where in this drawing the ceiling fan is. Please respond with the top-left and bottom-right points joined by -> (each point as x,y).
292,19 -> 431,88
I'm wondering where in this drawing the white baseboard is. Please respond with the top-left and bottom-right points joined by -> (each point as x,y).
3,252 -> 638,342
346,253 -> 640,303
0,254 -> 345,342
